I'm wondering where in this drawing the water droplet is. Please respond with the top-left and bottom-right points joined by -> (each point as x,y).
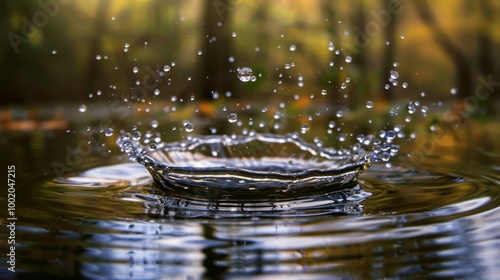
163,65 -> 171,72
390,70 -> 399,79
154,89 -> 160,96
300,124 -> 309,134
345,56 -> 352,63
366,101 -> 374,109
197,51 -> 202,55
51,50 -> 57,55
132,131 -> 142,140
381,152 -> 390,161
289,44 -> 296,51
400,34 -> 405,39
408,102 -> 416,114
132,67 -> 139,73
184,122 -> 194,132
148,144 -> 156,151
321,89 -> 327,96
336,111 -> 343,118
450,88 -> 457,95
151,120 -> 159,128
340,83 -> 347,89
95,54 -> 102,60
78,105 -> 87,113
227,113 -> 238,123
328,42 -> 335,51
402,82 -> 408,88
386,130 -> 396,140
105,128 -> 114,136
232,32 -> 237,37
237,67 -> 253,82
328,121 -> 335,128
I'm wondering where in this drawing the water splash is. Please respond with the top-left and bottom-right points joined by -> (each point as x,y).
117,133 -> 373,202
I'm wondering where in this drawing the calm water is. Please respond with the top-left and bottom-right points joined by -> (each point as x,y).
1,126 -> 499,279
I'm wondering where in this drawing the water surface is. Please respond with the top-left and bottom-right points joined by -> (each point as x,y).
0,129 -> 499,279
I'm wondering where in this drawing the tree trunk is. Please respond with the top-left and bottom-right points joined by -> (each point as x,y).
381,0 -> 397,102
151,0 -> 181,63
348,1 -> 368,111
83,0 -> 111,100
199,0 -> 235,101
320,0 -> 342,103
254,1 -> 270,62
477,0 -> 494,78
413,0 -> 473,98
477,0 -> 496,115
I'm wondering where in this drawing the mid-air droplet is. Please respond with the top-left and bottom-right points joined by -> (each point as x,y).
227,113 -> 238,123
105,128 -> 114,136
184,122 -> 194,132
237,67 -> 254,82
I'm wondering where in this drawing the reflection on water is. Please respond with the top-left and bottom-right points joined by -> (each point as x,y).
0,131 -> 499,279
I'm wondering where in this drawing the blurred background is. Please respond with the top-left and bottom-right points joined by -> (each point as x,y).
0,0 -> 499,135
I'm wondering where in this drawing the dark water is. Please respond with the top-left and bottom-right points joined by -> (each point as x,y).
1,128 -> 499,279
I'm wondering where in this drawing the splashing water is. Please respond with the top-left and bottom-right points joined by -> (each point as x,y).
83,29 -> 441,213
117,133 -> 370,202
108,48 -> 418,207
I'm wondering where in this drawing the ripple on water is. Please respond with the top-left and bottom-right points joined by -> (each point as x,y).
12,150 -> 499,279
